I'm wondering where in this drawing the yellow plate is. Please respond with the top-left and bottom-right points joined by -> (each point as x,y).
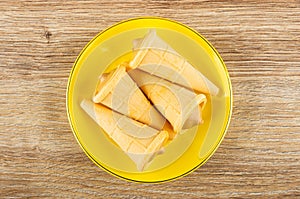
67,17 -> 232,183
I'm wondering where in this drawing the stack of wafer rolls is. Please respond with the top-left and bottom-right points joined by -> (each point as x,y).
81,30 -> 218,171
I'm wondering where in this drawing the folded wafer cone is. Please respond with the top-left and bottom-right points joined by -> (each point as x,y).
80,99 -> 169,171
128,69 -> 207,133
93,65 -> 166,131
129,29 -> 219,96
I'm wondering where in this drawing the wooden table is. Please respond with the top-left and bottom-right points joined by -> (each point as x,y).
1,1 -> 299,198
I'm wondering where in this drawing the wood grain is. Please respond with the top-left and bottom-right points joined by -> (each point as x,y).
1,0 -> 299,198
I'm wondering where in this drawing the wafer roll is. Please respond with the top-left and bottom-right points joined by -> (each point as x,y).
128,69 -> 207,133
80,99 -> 169,171
93,65 -> 166,130
129,30 -> 219,95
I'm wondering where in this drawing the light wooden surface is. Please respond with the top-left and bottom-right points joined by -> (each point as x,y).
1,0 -> 300,198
